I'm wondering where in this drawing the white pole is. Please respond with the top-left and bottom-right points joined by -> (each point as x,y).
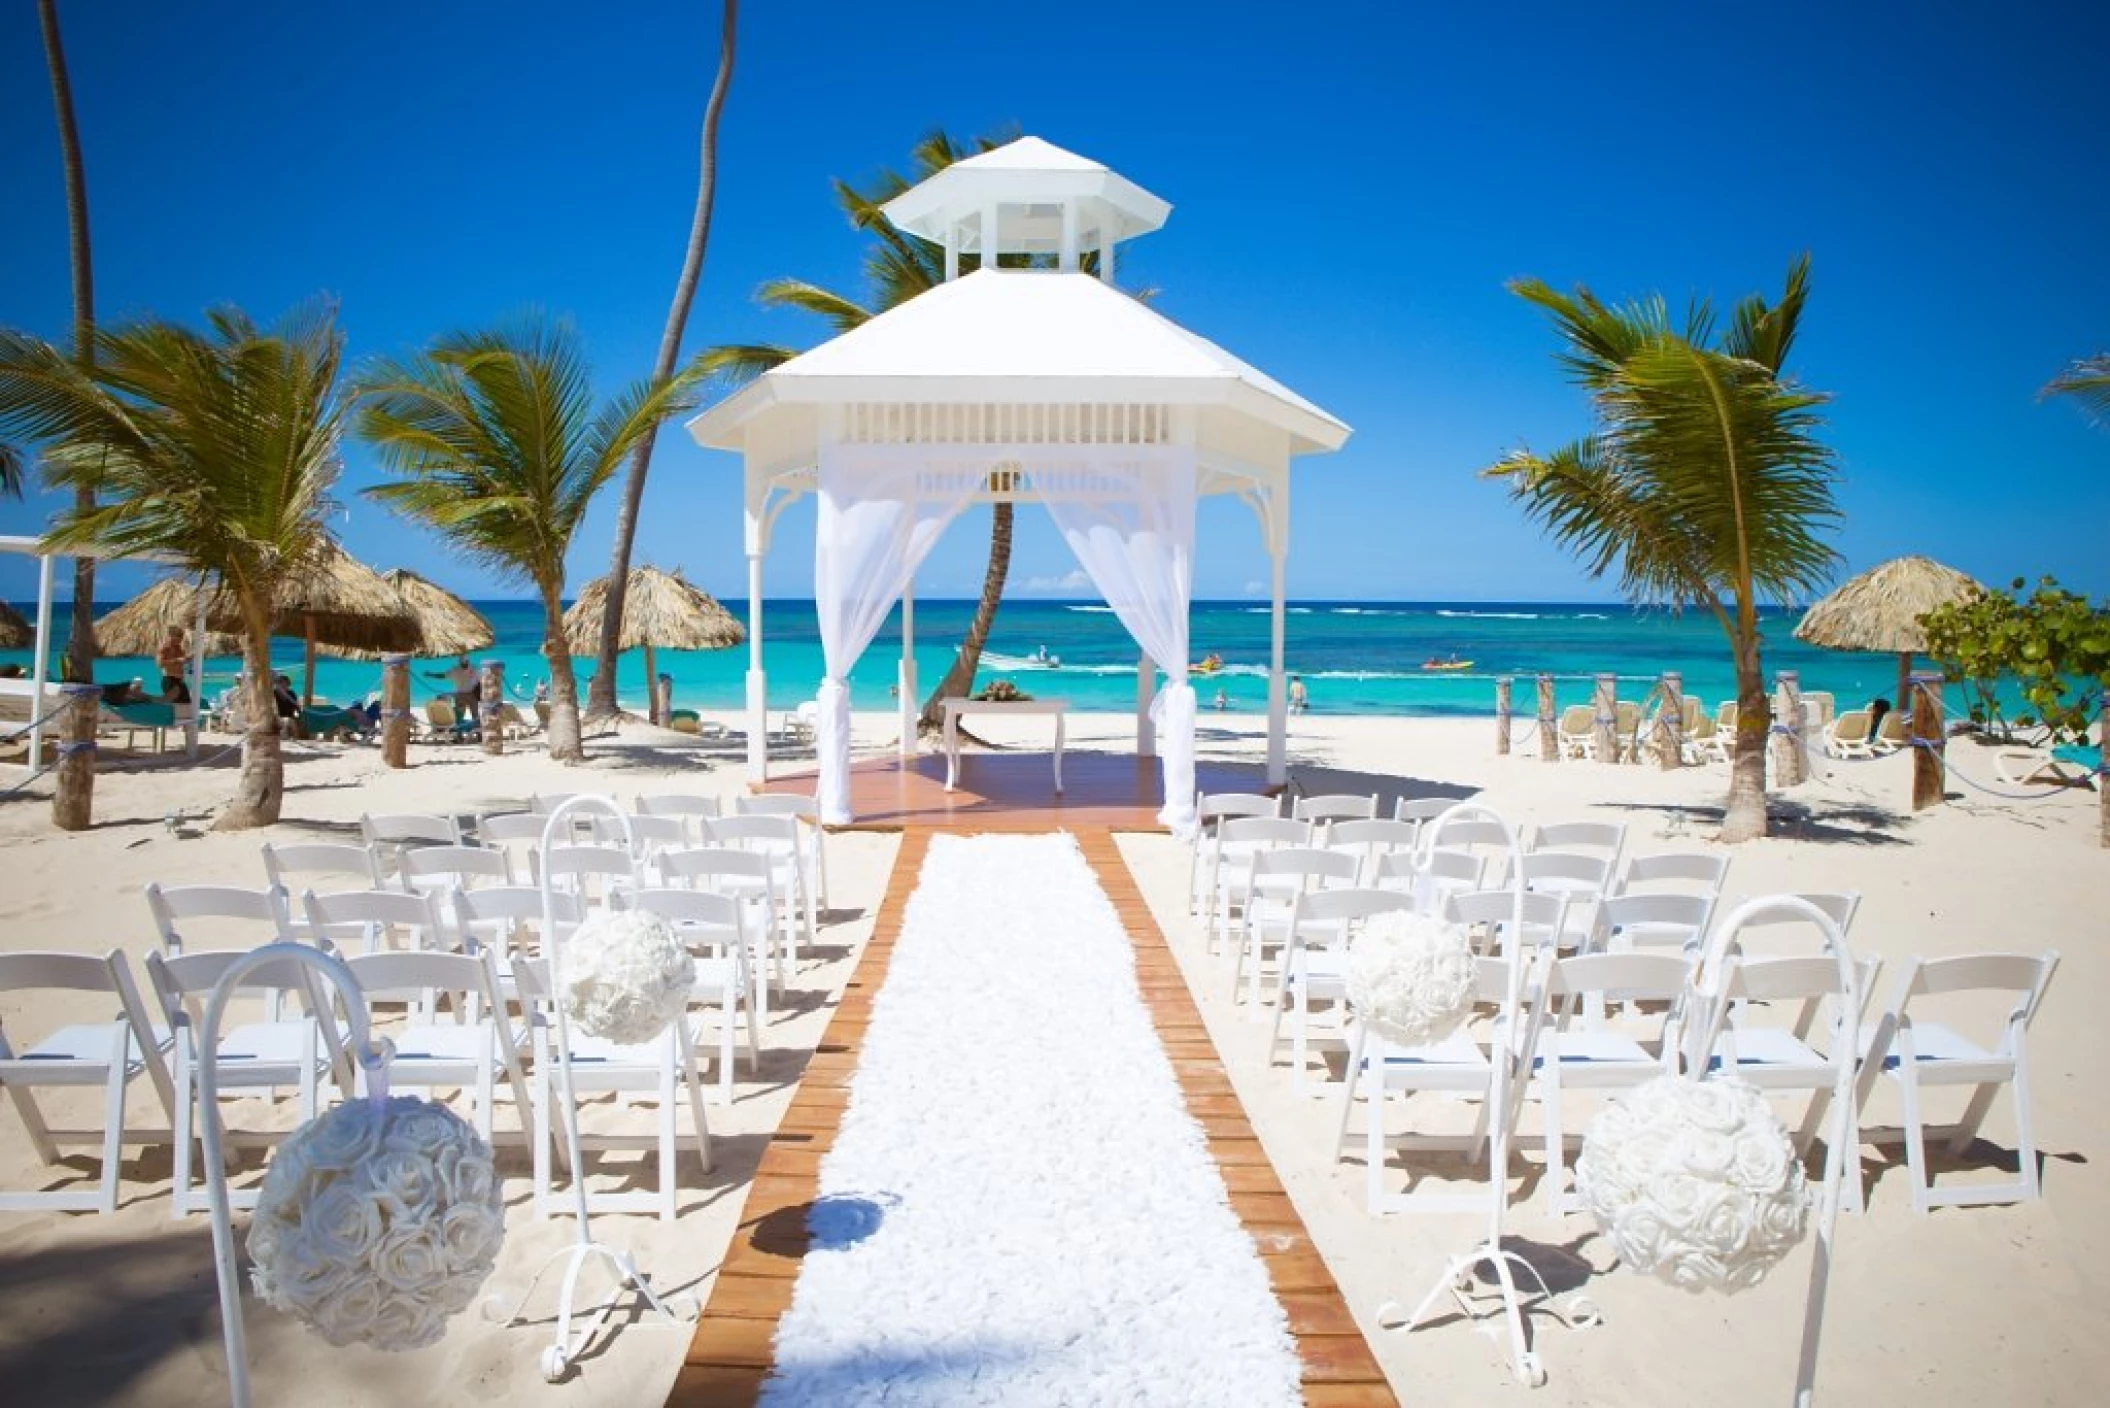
29,552 -> 56,766
1059,201 -> 1079,273
1101,232 -> 1117,286
981,203 -> 1000,271
1136,653 -> 1156,757
745,549 -> 767,785
188,579 -> 208,756
898,581 -> 917,758
944,223 -> 959,283
1267,544 -> 1288,785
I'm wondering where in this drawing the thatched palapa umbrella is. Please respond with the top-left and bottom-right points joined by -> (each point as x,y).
562,566 -> 744,724
319,569 -> 495,662
93,577 -> 243,657
1794,555 -> 1984,710
0,598 -> 32,650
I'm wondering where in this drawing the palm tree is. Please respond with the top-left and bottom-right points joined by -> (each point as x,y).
0,304 -> 352,828
588,0 -> 739,721
1484,255 -> 1841,842
356,317 -> 702,763
701,128 -> 1059,734
37,0 -> 100,685
2043,353 -> 2110,428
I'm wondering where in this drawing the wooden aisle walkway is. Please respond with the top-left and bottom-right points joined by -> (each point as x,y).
668,827 -> 1396,1407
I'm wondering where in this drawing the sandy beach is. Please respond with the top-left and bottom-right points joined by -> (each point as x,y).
0,708 -> 2104,1405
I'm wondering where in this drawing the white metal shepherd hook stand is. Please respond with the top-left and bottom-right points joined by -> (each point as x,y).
199,942 -> 391,1408
502,795 -> 700,1383
1376,804 -> 1599,1388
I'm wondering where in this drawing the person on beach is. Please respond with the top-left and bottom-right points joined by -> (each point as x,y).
271,674 -> 301,721
1214,686 -> 1229,711
1288,675 -> 1308,714
426,654 -> 478,716
155,626 -> 192,703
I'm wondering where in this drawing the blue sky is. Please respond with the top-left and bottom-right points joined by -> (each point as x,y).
2,0 -> 2105,606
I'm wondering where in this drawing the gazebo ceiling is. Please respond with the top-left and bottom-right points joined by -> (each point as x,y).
686,268 -> 1350,473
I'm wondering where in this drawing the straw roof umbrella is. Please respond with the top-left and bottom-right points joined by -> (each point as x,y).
1794,554 -> 1984,710
0,598 -> 32,650
93,578 -> 242,657
319,568 -> 495,661
562,566 -> 744,724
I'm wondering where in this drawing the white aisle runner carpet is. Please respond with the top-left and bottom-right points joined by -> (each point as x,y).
760,832 -> 1303,1407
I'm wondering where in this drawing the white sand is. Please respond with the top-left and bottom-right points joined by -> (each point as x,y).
0,708 -> 2103,1404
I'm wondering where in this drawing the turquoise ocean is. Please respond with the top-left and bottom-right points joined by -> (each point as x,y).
5,598 -> 1916,720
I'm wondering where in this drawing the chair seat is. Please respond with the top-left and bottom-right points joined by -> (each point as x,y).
6,1021 -> 165,1074
1538,1031 -> 1658,1083
1882,1022 -> 2014,1085
1708,1027 -> 1831,1083
388,1022 -> 521,1065
1364,1026 -> 1488,1072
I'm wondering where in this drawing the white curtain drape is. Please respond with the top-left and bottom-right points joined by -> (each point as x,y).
1039,450 -> 1199,836
814,448 -> 981,823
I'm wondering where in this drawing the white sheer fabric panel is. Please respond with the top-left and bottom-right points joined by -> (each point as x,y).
1038,450 -> 1200,835
814,448 -> 982,823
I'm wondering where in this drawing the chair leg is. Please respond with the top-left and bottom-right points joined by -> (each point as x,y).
2013,1052 -> 2040,1201
1366,1061 -> 1388,1215
1895,1067 -> 1933,1215
1336,1027 -> 1366,1158
1542,1065 -> 1566,1218
677,1027 -> 713,1178
171,1046 -> 194,1220
718,992 -> 736,1105
531,1067 -> 552,1219
100,1066 -> 129,1215
5,1080 -> 62,1167
658,1055 -> 678,1223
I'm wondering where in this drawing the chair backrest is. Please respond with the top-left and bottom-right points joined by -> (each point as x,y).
1595,891 -> 1714,950
423,699 -> 456,726
1716,701 -> 1739,728
1716,892 -> 1861,953
1292,792 -> 1379,825
734,793 -> 819,824
1543,950 -> 1695,1004
1517,850 -> 1616,895
1290,885 -> 1415,932
302,887 -> 448,948
1446,888 -> 1568,953
1829,709 -> 1871,744
589,812 -> 688,855
261,842 -> 382,892
1530,820 -> 1627,861
705,813 -> 801,850
1326,817 -> 1421,883
397,844 -> 512,891
1421,816 -> 1510,854
476,811 -> 549,844
1249,846 -> 1361,891
658,845 -> 774,894
636,793 -> 722,822
534,844 -> 638,898
1200,792 -> 1280,827
1803,691 -> 1835,725
1217,815 -> 1312,850
1875,710 -> 1910,745
360,812 -> 461,846
1392,796 -> 1459,825
345,948 -> 499,1005
1374,847 -> 1484,901
146,883 -> 291,954
144,948 -> 337,1044
1557,705 -> 1593,735
1619,851 -> 1730,897
449,884 -> 583,959
619,886 -> 746,954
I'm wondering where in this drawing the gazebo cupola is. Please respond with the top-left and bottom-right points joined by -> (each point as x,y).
878,135 -> 1172,282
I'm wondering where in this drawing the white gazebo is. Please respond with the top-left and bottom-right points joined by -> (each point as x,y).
685,136 -> 1349,830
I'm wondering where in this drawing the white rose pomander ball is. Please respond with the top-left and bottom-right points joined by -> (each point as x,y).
1344,909 -> 1479,1048
563,909 -> 695,1045
1577,1075 -> 1812,1294
248,1095 -> 506,1351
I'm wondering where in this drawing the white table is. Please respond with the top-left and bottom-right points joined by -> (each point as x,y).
942,697 -> 1069,793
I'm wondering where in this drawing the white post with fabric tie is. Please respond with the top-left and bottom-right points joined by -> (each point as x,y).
1267,537 -> 1288,786
898,582 -> 917,758
1136,653 -> 1156,757
744,541 -> 767,785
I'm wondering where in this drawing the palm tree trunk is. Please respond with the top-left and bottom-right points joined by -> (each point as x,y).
917,502 -> 1013,732
37,0 -> 98,685
1720,623 -> 1771,843
542,585 -> 585,763
588,0 -> 739,721
216,602 -> 283,829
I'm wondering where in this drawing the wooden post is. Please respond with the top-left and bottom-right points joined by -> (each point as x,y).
1771,670 -> 1807,787
1494,677 -> 1512,756
2099,695 -> 2108,850
1593,674 -> 1617,763
1911,673 -> 1944,811
655,672 -> 673,728
1658,671 -> 1685,770
480,659 -> 504,757
644,642 -> 659,724
381,654 -> 410,768
1536,674 -> 1557,762
52,684 -> 100,831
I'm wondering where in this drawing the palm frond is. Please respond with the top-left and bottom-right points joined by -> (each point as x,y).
753,278 -> 874,332
694,343 -> 798,385
2043,353 -> 2110,427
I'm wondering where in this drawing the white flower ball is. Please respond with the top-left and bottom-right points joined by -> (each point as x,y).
248,1095 -> 506,1351
563,909 -> 695,1045
1344,909 -> 1478,1048
1577,1075 -> 1811,1295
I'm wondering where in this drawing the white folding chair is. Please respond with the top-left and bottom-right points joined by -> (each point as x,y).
1617,851 -> 1731,900
1291,791 -> 1379,841
705,815 -> 814,970
300,887 -> 450,957
397,843 -> 513,898
515,959 -> 711,1222
634,792 -> 723,845
1268,887 -> 1414,1092
733,793 -> 830,909
533,844 -> 639,909
1529,820 -> 1628,867
1375,847 -> 1485,914
1191,792 -> 1280,918
1336,948 -> 1548,1215
146,949 -> 347,1217
1516,850 -> 1616,952
1235,846 -> 1360,1009
1326,818 -> 1422,887
474,810 -> 550,879
1856,951 -> 2059,1212
1446,887 -> 1569,956
345,948 -> 532,1145
616,888 -> 761,1103
0,950 -> 176,1213
260,841 -> 382,903
1592,891 -> 1715,955
658,846 -> 783,1018
145,883 -> 293,955
448,885 -> 583,998
1716,892 -> 1862,954
1392,796 -> 1460,835
1205,815 -> 1314,955
1420,817 -> 1515,887
1523,951 -> 1694,1214
359,811 -> 462,881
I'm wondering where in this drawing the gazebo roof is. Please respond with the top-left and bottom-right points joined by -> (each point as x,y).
880,136 -> 1171,254
688,269 -> 1350,467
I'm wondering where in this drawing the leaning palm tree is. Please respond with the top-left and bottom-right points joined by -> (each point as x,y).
38,0 -> 101,684
588,0 -> 739,722
1485,255 -> 1841,842
0,303 -> 352,828
702,128 -> 1065,734
356,317 -> 702,763
2043,353 -> 2110,429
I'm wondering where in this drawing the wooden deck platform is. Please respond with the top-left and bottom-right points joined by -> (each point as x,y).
757,750 -> 1273,833
669,827 -> 1396,1407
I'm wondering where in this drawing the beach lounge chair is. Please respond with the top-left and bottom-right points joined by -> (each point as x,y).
1855,951 -> 2058,1212
1555,705 -> 1594,759
1823,709 -> 1877,759
614,887 -> 761,1103
101,701 -> 188,753
299,703 -> 367,741
1873,709 -> 1911,753
0,949 -> 177,1213
1992,745 -> 2097,789
344,949 -> 532,1145
420,698 -> 475,743
1613,700 -> 1643,760
1708,701 -> 1738,763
